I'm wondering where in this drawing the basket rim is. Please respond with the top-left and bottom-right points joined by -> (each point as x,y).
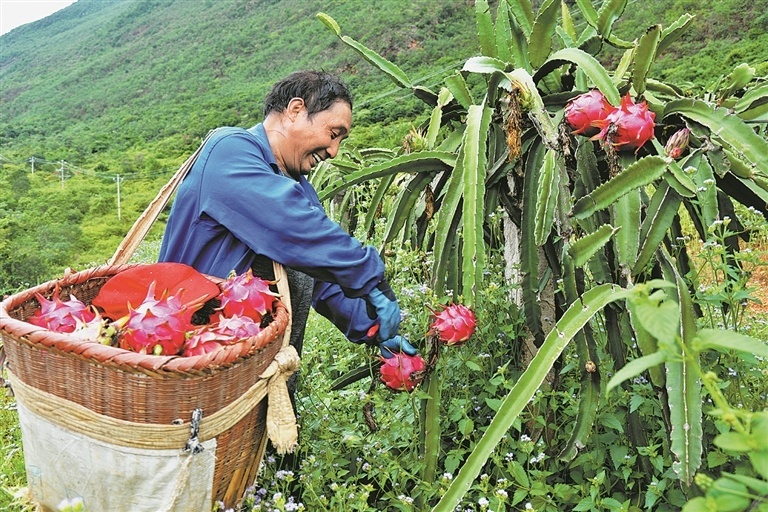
0,264 -> 289,376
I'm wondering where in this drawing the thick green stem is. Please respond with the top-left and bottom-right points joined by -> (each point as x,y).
419,341 -> 442,510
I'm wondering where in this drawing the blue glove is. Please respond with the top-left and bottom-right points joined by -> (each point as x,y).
379,335 -> 418,359
367,285 -> 400,340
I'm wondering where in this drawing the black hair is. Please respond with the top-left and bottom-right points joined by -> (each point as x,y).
263,70 -> 353,118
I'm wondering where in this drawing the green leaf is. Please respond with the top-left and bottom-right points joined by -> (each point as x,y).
364,173 -> 396,238
664,99 -> 768,175
692,329 -> 768,358
596,0 -> 628,40
494,1 -> 515,64
507,0 -> 535,38
462,56 -> 507,74
568,224 -> 620,268
434,284 -> 632,512
658,13 -> 695,55
714,432 -> 753,453
575,0 -> 598,29
573,156 -> 668,219
606,352 -> 667,394
722,472 -> 768,495
627,298 -> 664,387
475,0 -> 497,58
632,24 -> 661,96
318,151 -> 455,200
633,181 -> 682,276
632,296 -> 680,343
315,12 -> 340,36
461,105 -> 492,306
445,72 -> 475,109
528,0 -> 559,68
520,141 -> 546,345
381,172 -> 434,245
719,63 -> 756,101
612,190 -> 640,267
534,149 -> 561,245
533,47 -> 621,105
664,255 -> 703,486
560,1 -> 577,41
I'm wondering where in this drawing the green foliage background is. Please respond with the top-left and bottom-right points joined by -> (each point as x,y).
0,0 -> 766,292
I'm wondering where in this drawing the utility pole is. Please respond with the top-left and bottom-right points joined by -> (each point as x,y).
114,174 -> 124,220
59,160 -> 65,188
30,156 -> 35,174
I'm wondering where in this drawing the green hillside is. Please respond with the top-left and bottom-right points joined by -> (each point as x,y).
0,0 -> 766,291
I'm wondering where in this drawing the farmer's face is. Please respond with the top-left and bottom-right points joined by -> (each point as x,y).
284,99 -> 351,177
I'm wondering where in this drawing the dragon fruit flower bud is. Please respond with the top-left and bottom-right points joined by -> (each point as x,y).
428,303 -> 477,346
665,128 -> 690,159
564,90 -> 614,137
592,94 -> 656,153
380,353 -> 426,392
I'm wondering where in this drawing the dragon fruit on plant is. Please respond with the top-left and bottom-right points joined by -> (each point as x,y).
115,282 -> 193,356
592,93 -> 656,152
564,89 -> 613,137
218,269 -> 278,322
28,289 -> 97,333
380,352 -> 426,392
428,303 -> 477,346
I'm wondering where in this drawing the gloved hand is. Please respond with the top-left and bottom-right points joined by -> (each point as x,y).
379,335 -> 419,359
367,282 -> 400,341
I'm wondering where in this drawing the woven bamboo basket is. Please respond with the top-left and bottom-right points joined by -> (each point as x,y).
0,264 -> 290,510
0,130 -> 297,510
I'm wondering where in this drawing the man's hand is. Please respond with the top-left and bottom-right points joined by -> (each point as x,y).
379,335 -> 418,359
367,283 -> 400,340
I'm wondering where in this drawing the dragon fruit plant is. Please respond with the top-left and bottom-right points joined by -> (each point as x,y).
428,303 -> 477,346
564,89 -> 613,137
591,93 -> 656,152
380,352 -> 426,392
217,269 -> 278,323
28,289 -> 97,333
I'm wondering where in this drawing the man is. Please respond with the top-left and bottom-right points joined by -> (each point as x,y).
159,70 -> 417,365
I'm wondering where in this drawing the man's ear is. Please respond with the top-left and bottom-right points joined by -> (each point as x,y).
286,97 -> 305,121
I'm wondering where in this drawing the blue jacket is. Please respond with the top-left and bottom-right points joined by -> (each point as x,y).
158,124 -> 380,342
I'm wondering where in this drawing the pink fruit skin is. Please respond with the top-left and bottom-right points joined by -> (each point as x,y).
380,353 -> 426,391
592,94 -> 656,152
429,303 -> 477,345
28,292 -> 96,333
564,90 -> 614,137
118,282 -> 192,356
218,269 -> 278,322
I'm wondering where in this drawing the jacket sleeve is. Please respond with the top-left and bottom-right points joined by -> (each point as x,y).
312,280 -> 378,344
199,131 -> 385,298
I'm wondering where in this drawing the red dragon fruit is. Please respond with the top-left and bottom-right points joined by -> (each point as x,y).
564,90 -> 614,137
116,282 -> 193,356
380,352 -> 426,392
218,269 -> 278,322
591,93 -> 656,152
181,328 -> 225,357
181,314 -> 264,356
28,289 -> 97,333
428,303 -> 477,346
